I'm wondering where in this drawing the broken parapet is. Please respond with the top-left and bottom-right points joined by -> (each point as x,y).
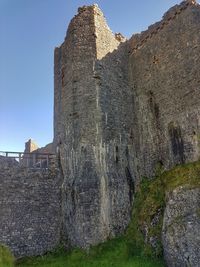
129,0 -> 199,53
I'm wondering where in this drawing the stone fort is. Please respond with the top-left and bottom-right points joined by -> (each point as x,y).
0,0 -> 200,265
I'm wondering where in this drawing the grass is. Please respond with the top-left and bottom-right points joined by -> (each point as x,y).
0,245 -> 14,267
11,161 -> 200,267
17,239 -> 164,267
126,160 -> 200,258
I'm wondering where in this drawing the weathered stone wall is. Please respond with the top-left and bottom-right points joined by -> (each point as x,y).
53,0 -> 200,252
0,165 -> 61,258
54,4 -> 135,248
162,186 -> 200,267
54,5 -> 103,248
94,41 -> 136,237
129,0 -> 200,178
0,156 -> 19,169
1,0 -> 200,260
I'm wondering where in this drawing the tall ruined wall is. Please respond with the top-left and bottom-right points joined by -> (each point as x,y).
0,165 -> 61,258
129,0 -> 200,178
54,4 -> 135,248
94,38 -> 136,235
54,0 -> 200,250
54,5 -> 103,248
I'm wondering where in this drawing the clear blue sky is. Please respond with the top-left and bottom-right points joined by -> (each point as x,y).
0,0 -> 184,151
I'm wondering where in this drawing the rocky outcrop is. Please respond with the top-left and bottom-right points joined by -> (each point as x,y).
162,186 -> 200,267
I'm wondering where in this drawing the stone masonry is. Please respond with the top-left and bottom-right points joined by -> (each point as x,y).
129,0 -> 200,178
54,4 -> 135,248
162,186 -> 200,267
0,163 -> 61,258
0,0 -> 200,262
54,0 -> 200,249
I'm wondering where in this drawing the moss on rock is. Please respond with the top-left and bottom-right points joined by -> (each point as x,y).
126,160 -> 200,258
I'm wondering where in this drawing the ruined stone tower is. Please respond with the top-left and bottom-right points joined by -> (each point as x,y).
54,0 -> 200,248
54,4 -> 135,247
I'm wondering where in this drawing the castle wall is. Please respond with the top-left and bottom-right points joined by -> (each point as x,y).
54,46 -> 62,151
94,43 -> 136,236
53,0 -> 200,251
129,1 -> 200,178
92,5 -> 136,239
54,4 -> 136,248
1,1 -> 200,259
0,166 -> 61,258
54,5 -> 103,248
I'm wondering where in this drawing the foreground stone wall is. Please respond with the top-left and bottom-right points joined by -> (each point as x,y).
0,165 -> 61,258
129,0 -> 200,178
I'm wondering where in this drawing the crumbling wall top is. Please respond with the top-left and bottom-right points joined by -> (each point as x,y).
129,0 -> 199,54
78,3 -> 99,14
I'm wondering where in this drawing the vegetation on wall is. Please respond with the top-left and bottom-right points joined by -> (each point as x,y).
126,160 -> 200,258
17,241 -> 164,267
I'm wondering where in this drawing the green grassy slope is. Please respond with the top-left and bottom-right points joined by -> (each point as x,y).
17,240 -> 164,267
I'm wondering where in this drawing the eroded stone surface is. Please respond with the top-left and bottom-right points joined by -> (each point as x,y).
54,4 -> 134,248
162,187 -> 200,267
129,1 -> 200,178
0,156 -> 19,168
54,1 -> 200,250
